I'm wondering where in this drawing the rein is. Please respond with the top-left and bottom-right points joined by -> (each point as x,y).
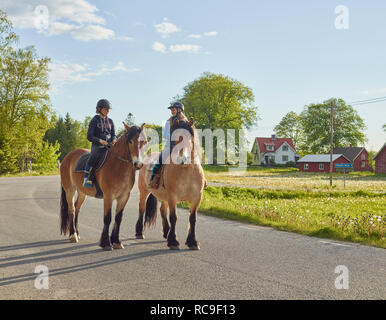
103,143 -> 132,164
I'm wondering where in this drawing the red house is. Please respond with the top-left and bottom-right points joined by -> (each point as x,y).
298,154 -> 351,172
333,146 -> 371,171
373,143 -> 386,174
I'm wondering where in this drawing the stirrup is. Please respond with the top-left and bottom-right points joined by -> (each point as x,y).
83,177 -> 93,188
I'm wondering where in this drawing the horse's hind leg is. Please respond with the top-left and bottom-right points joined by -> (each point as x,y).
135,191 -> 149,239
185,200 -> 201,250
66,188 -> 78,243
160,201 -> 169,239
74,192 -> 86,240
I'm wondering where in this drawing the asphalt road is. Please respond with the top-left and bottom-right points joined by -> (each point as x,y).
0,176 -> 385,300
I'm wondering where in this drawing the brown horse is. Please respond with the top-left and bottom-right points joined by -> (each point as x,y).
135,118 -> 205,250
59,122 -> 146,251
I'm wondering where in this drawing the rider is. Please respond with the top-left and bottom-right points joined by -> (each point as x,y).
83,99 -> 117,188
148,101 -> 187,188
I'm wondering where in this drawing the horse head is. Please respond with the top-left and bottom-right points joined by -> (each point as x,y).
123,122 -> 147,170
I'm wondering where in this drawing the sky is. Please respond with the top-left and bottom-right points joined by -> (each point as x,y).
1,0 -> 386,151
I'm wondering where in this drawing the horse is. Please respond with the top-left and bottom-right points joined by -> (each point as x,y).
59,122 -> 147,251
135,117 -> 206,250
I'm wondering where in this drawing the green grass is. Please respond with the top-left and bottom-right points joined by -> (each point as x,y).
180,186 -> 386,248
204,165 -> 386,192
0,169 -> 60,178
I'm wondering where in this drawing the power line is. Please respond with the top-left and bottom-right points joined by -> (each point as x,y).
349,96 -> 386,106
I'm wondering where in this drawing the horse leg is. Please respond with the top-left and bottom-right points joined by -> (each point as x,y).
110,194 -> 130,249
74,192 -> 86,240
99,196 -> 113,251
160,201 -> 169,239
66,188 -> 79,243
135,191 -> 149,239
185,200 -> 201,250
167,198 -> 179,250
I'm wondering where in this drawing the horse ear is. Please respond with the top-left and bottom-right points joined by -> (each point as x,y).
189,117 -> 195,127
123,122 -> 130,132
141,123 -> 146,131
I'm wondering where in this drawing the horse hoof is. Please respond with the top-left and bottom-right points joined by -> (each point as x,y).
168,245 -> 180,250
188,245 -> 200,250
136,234 -> 145,239
69,234 -> 79,243
113,243 -> 124,249
102,246 -> 113,251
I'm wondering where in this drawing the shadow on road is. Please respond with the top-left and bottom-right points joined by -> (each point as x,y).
0,238 -> 182,287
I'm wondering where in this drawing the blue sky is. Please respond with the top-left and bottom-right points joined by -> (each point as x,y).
1,0 -> 386,151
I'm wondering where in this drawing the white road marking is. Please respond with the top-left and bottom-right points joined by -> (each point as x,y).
319,240 -> 353,248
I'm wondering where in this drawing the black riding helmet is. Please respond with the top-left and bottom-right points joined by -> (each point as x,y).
96,99 -> 112,113
168,101 -> 184,112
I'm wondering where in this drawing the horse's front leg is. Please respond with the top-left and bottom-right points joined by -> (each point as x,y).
167,198 -> 179,250
135,191 -> 149,239
99,196 -> 113,251
185,200 -> 201,250
110,194 -> 130,249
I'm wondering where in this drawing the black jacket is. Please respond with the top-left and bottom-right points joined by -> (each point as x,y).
87,115 -> 116,146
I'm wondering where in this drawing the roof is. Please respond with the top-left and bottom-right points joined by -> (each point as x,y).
332,147 -> 365,161
373,142 -> 386,160
298,154 -> 349,163
255,137 -> 296,153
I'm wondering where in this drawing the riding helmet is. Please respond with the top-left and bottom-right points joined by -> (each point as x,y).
168,101 -> 184,111
96,99 -> 112,111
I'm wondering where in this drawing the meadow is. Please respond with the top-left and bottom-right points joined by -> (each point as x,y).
189,166 -> 386,248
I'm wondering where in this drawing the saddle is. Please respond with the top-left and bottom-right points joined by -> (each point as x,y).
74,151 -> 109,199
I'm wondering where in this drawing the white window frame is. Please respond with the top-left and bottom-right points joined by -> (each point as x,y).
282,145 -> 288,152
282,155 -> 289,162
267,145 -> 274,151
304,163 -> 309,170
361,154 -> 365,160
319,163 -> 324,170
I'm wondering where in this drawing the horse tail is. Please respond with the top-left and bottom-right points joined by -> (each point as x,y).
144,193 -> 158,228
60,185 -> 69,235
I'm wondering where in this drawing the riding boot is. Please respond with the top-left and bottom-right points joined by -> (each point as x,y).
83,163 -> 93,188
148,163 -> 161,189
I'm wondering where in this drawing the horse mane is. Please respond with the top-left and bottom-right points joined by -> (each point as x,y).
125,125 -> 142,142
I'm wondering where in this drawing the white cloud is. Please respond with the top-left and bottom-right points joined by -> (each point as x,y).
187,34 -> 202,39
70,24 -> 114,41
154,18 -> 181,37
152,41 -> 167,54
169,44 -> 201,53
0,0 -> 131,41
203,31 -> 218,37
49,61 -> 140,94
187,31 -> 218,39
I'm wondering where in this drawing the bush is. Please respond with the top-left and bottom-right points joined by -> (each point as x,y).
32,141 -> 61,171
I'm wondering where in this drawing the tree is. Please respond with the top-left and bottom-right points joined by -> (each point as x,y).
181,72 -> 258,130
44,114 -> 91,160
0,11 -> 53,172
274,111 -> 304,152
299,98 -> 367,154
179,72 -> 259,163
383,123 -> 386,133
33,140 -> 61,171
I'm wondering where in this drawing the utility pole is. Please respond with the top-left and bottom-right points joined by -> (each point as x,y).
329,99 -> 334,187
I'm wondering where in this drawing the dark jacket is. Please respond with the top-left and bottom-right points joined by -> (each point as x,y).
87,115 -> 116,146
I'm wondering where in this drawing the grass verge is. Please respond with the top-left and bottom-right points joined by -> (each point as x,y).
180,186 -> 386,249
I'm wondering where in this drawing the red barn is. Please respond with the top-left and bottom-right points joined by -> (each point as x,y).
373,143 -> 386,174
333,146 -> 371,171
298,154 -> 351,172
